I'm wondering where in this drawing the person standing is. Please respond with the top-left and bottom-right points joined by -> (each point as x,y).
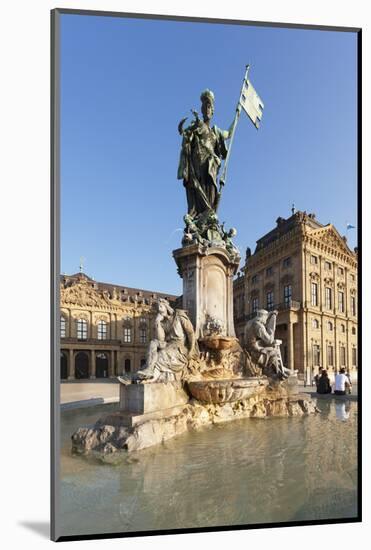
334,368 -> 352,396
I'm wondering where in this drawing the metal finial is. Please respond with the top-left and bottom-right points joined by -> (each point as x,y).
79,256 -> 85,273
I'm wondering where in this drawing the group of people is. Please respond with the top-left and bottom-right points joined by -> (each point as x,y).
314,367 -> 352,395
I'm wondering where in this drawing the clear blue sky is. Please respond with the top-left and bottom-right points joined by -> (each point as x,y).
60,14 -> 358,295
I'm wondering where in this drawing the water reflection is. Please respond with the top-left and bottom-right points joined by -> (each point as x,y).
59,399 -> 357,537
335,400 -> 352,422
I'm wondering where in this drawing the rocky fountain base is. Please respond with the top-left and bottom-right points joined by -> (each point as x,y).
72,374 -> 317,456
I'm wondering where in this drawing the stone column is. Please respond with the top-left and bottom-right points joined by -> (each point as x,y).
109,350 -> 115,378
68,348 -> 75,380
173,244 -> 240,338
90,350 -> 96,379
113,313 -> 117,340
90,311 -> 94,339
288,319 -> 294,372
68,310 -> 72,337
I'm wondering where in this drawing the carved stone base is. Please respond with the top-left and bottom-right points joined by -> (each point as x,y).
71,377 -> 318,456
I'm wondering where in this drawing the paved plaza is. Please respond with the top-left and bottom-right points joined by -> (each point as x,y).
60,379 -> 120,410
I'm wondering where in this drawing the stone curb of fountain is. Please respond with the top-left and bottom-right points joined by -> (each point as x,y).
61,396 -> 119,411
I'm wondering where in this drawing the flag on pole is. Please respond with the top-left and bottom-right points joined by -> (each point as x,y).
346,223 -> 356,230
239,79 -> 264,129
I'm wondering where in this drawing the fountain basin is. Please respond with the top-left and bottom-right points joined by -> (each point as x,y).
198,336 -> 238,351
188,377 -> 268,404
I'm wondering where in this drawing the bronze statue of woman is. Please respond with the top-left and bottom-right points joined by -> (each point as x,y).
177,90 -> 232,217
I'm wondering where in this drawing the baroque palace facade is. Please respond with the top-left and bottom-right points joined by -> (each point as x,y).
233,210 -> 358,383
60,272 -> 177,380
60,210 -> 358,384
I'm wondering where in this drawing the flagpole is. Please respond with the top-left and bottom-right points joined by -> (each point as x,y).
219,64 -> 250,189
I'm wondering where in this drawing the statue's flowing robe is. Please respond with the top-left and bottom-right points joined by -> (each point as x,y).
177,121 -> 228,216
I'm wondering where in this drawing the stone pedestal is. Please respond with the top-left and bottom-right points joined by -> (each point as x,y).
119,383 -> 189,413
173,244 -> 240,338
108,383 -> 190,427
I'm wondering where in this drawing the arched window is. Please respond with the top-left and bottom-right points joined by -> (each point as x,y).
77,319 -> 88,340
60,351 -> 67,379
97,320 -> 107,340
96,352 -> 108,377
312,318 -> 319,329
60,316 -> 66,338
124,358 -> 131,373
327,321 -> 333,331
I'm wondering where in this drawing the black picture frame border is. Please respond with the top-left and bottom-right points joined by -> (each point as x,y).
51,7 -> 362,543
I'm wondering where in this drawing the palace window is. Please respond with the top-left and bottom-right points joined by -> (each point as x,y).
325,261 -> 332,270
338,291 -> 345,313
123,327 -> 132,343
266,266 -> 273,277
252,297 -> 259,313
97,320 -> 107,340
352,348 -> 357,368
325,287 -> 332,310
351,327 -> 356,335
251,275 -> 258,285
284,285 -> 292,307
312,318 -> 319,329
139,326 -> 147,344
77,319 -> 88,340
341,324 -> 345,333
266,291 -> 274,311
338,267 -> 344,276
327,321 -> 333,331
283,257 -> 291,268
351,295 -> 356,316
60,316 -> 66,338
311,283 -> 318,306
327,345 -> 334,367
313,345 -> 321,367
339,345 -> 346,367
350,273 -> 355,281
311,255 -> 318,265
